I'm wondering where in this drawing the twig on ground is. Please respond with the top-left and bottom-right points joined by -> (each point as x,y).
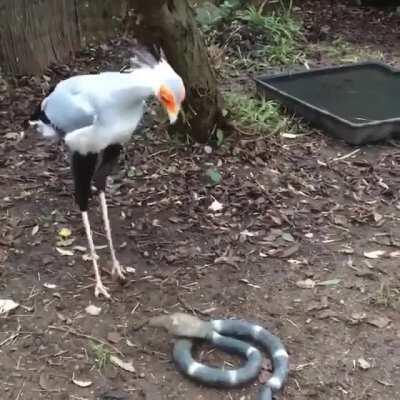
48,325 -> 124,356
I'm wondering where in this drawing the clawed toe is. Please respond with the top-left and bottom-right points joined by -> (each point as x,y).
112,261 -> 126,281
95,282 -> 111,299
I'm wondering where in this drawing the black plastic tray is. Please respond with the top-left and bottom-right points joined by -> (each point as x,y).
255,62 -> 400,145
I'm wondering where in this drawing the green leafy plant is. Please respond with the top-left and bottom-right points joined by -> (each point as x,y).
223,91 -> 306,136
90,342 -> 112,370
196,0 -> 241,31
237,2 -> 304,65
224,92 -> 282,131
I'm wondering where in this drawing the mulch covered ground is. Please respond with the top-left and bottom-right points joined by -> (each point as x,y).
1,1 -> 399,399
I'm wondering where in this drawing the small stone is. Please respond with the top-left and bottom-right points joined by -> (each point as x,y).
204,145 -> 212,154
357,358 -> 371,370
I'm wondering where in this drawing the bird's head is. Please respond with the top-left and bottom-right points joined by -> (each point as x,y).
129,44 -> 186,124
155,62 -> 185,124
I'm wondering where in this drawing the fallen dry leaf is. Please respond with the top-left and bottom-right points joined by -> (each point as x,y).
73,245 -> 87,252
350,312 -> 367,324
56,247 -> 74,256
240,229 -> 259,237
296,279 -> 316,289
82,253 -> 99,261
373,211 -> 383,223
317,309 -> 339,320
214,255 -> 243,269
281,232 -> 295,242
110,355 -> 136,373
208,199 -> 223,212
43,283 -> 57,289
4,131 -> 20,140
107,332 -> 122,344
317,279 -> 341,287
39,373 -> 49,389
85,304 -> 102,316
333,215 -> 348,227
363,250 -> 385,259
56,238 -> 75,247
0,299 -> 19,314
357,358 -> 371,370
280,132 -> 298,139
72,375 -> 92,388
239,278 -> 261,289
31,225 -> 39,236
279,243 -> 300,258
367,316 -> 391,329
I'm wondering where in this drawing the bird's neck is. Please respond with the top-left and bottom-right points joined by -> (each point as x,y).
126,67 -> 160,98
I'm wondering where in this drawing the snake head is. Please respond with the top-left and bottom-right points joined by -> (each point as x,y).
149,313 -> 213,339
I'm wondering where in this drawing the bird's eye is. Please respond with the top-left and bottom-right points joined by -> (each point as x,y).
159,85 -> 176,108
161,94 -> 173,105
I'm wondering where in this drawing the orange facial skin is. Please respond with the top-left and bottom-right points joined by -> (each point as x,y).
159,84 -> 178,116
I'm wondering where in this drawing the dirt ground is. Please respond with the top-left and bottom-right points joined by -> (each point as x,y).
1,1 -> 400,399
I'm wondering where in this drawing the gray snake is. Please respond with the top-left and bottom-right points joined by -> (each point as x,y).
149,313 -> 289,400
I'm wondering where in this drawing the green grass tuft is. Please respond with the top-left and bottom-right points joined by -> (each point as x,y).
224,92 -> 292,134
90,342 -> 112,370
237,2 -> 305,66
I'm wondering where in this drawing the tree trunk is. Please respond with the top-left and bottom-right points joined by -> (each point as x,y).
77,0 -> 128,47
0,0 -> 127,76
0,0 -> 79,75
131,0 -> 226,143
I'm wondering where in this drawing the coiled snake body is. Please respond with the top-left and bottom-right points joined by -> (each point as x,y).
149,313 -> 289,400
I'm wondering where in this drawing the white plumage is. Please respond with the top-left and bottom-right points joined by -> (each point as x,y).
30,45 -> 185,298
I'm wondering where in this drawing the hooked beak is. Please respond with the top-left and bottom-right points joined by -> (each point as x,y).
167,109 -> 179,124
158,85 -> 181,125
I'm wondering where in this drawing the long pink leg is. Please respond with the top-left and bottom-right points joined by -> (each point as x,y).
81,211 -> 111,298
99,192 -> 126,280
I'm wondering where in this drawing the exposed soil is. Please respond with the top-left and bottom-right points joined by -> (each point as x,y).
1,2 -> 400,400
299,0 -> 400,49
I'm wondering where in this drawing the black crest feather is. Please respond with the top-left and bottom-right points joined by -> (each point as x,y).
129,43 -> 166,69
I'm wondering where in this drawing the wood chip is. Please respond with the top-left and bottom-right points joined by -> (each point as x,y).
107,332 -> 122,344
367,316 -> 391,329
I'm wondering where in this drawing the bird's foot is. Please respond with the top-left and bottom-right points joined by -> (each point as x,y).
94,280 -> 111,299
111,260 -> 126,281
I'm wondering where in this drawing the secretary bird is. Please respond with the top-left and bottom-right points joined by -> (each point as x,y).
29,45 -> 186,299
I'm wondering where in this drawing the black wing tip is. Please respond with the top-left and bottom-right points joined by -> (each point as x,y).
29,105 -> 42,121
27,84 -> 56,123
